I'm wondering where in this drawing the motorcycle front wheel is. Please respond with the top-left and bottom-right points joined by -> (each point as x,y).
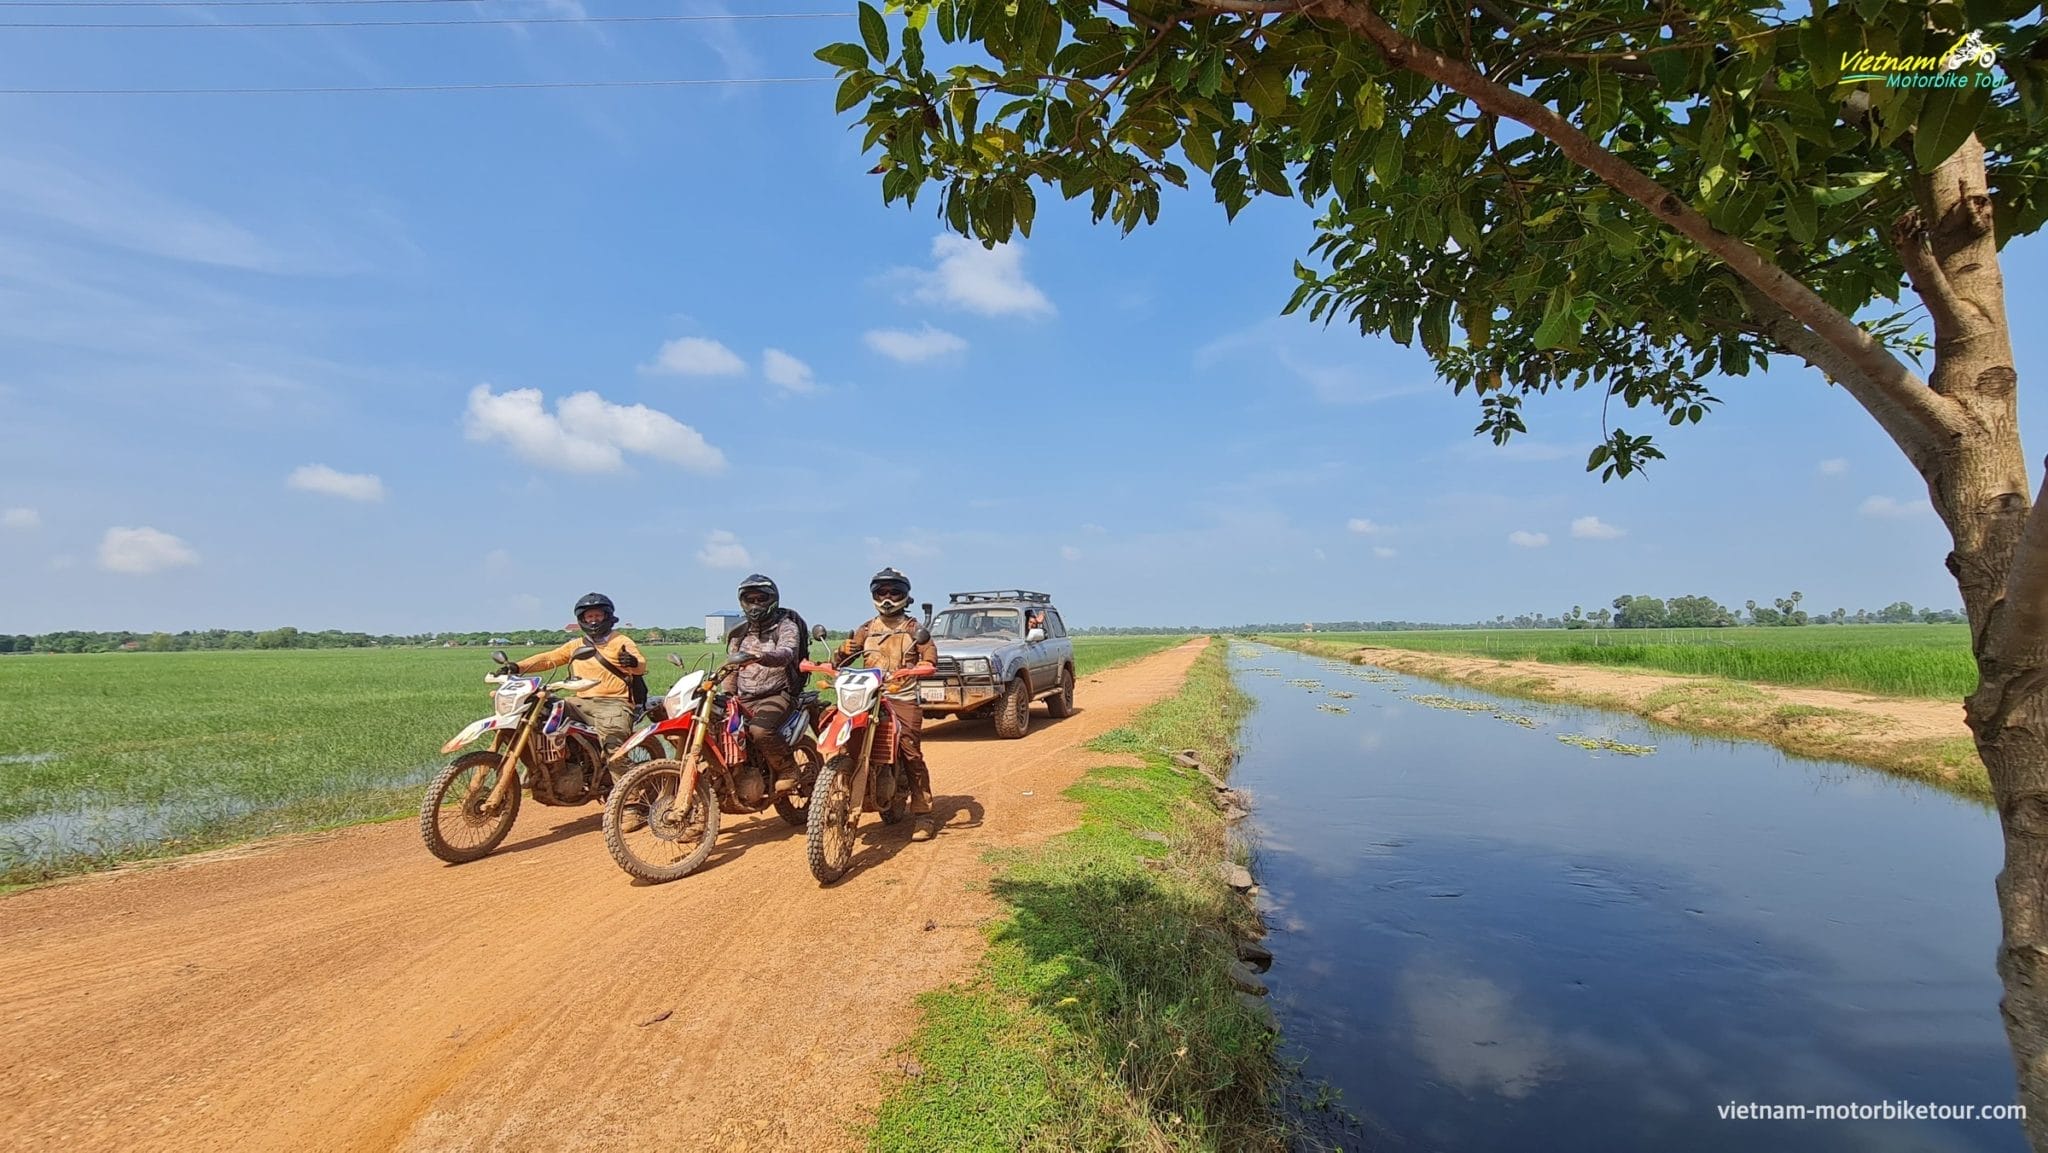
806,755 -> 858,885
420,750 -> 522,864
773,741 -> 821,828
602,758 -> 720,883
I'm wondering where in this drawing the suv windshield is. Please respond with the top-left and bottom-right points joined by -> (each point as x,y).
932,609 -> 1022,640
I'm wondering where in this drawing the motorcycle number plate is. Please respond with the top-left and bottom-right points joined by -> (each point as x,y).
918,684 -> 946,703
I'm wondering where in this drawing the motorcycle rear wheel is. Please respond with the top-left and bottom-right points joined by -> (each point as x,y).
420,750 -> 522,864
806,755 -> 858,885
603,759 -> 720,883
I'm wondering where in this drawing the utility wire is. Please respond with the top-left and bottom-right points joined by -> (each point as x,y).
2,12 -> 849,24
0,74 -> 836,92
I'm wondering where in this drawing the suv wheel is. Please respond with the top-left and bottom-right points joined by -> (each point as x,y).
1046,666 -> 1076,718
993,676 -> 1032,739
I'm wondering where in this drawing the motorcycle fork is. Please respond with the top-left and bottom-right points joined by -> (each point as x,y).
846,705 -> 879,821
480,708 -> 537,812
673,697 -> 716,814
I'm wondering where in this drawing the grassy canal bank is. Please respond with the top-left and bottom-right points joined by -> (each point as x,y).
866,639 -> 1292,1152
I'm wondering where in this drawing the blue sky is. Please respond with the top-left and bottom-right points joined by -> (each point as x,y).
1,7 -> 2042,634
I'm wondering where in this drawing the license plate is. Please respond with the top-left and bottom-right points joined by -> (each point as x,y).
919,684 -> 947,703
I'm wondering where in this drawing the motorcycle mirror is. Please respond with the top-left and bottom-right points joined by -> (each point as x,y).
669,653 -> 685,668
573,644 -> 597,660
811,624 -> 828,642
491,649 -> 509,665
915,627 -> 932,645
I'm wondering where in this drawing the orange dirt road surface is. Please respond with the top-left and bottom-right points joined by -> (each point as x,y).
0,639 -> 1206,1153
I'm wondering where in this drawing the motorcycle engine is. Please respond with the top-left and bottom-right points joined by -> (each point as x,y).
733,763 -> 767,807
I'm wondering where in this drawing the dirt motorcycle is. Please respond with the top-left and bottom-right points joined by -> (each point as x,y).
419,646 -> 656,864
599,646 -> 826,883
798,640 -> 936,885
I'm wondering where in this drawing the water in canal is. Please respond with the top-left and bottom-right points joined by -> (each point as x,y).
1228,644 -> 2022,1153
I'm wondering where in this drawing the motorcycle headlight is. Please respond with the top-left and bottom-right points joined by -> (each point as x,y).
837,680 -> 876,714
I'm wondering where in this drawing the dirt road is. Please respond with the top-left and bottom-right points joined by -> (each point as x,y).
0,640 -> 1205,1153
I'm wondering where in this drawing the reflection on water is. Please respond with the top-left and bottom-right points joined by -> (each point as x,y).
1230,644 -> 2022,1153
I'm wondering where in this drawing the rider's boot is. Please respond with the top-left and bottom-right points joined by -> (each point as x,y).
908,760 -> 936,842
757,732 -> 801,793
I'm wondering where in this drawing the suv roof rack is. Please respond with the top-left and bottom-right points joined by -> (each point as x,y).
947,590 -> 1052,605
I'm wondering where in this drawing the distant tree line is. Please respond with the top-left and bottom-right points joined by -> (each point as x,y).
0,625 -> 715,655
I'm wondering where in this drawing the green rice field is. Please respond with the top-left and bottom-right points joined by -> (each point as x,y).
1265,624 -> 1976,700
0,635 -> 1192,884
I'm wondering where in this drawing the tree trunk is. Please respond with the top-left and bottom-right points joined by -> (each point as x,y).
1904,137 -> 2048,1146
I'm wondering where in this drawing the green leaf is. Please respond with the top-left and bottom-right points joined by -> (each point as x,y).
902,24 -> 925,74
1420,297 -> 1452,357
1651,43 -> 1690,92
1056,35 -> 1127,80
1198,50 -> 1226,98
859,2 -> 890,64
1013,180 -> 1038,237
1241,60 -> 1291,120
1372,125 -> 1404,184
1914,83 -> 1992,169
1534,288 -> 1578,349
1247,142 -> 1293,196
1584,63 -> 1621,136
1785,186 -> 1819,242
834,72 -> 876,113
1357,80 -> 1386,130
1815,171 -> 1889,204
815,41 -> 869,70
1182,124 -> 1218,173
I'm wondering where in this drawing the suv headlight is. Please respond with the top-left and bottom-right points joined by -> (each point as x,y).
959,658 -> 992,675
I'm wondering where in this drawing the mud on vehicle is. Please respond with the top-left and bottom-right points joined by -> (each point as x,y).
913,590 -> 1076,739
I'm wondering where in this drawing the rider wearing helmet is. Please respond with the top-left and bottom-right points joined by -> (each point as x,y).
725,573 -> 807,793
503,592 -> 646,757
833,567 -> 941,841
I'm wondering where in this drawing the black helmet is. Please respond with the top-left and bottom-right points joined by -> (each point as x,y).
737,573 -> 780,625
869,567 -> 911,617
573,592 -> 617,639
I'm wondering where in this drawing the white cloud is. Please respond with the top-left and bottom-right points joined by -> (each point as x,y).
1082,523 -> 1108,535
761,348 -> 818,395
2,507 -> 38,530
1818,458 -> 1849,476
286,464 -> 385,502
1860,495 -> 1928,519
464,385 -> 725,475
1373,546 -> 1398,558
906,235 -> 1054,317
1570,516 -> 1624,540
864,324 -> 969,363
99,526 -> 198,574
1347,518 -> 1385,535
643,336 -> 746,377
1508,530 -> 1550,548
696,529 -> 752,569
1061,545 -> 1082,561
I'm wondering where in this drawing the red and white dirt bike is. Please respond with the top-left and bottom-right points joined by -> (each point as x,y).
598,650 -> 825,883
419,646 -> 661,864
798,647 -> 936,885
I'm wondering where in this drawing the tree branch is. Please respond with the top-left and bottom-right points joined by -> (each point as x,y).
1312,0 -> 1967,460
1187,0 -> 1306,12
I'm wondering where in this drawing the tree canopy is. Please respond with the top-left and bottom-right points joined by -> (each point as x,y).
822,0 -> 2045,477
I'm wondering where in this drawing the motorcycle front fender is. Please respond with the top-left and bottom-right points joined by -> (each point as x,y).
441,715 -> 516,754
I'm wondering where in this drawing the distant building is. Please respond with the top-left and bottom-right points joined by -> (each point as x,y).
704,612 -> 745,643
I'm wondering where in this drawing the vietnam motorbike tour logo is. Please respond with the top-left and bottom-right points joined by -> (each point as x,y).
1839,30 -> 2004,88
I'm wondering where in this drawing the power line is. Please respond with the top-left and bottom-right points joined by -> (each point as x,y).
0,74 -> 836,92
2,11 -> 849,24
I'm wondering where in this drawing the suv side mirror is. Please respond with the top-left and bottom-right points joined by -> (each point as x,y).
1027,628 -> 1046,644
811,624 -> 829,642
